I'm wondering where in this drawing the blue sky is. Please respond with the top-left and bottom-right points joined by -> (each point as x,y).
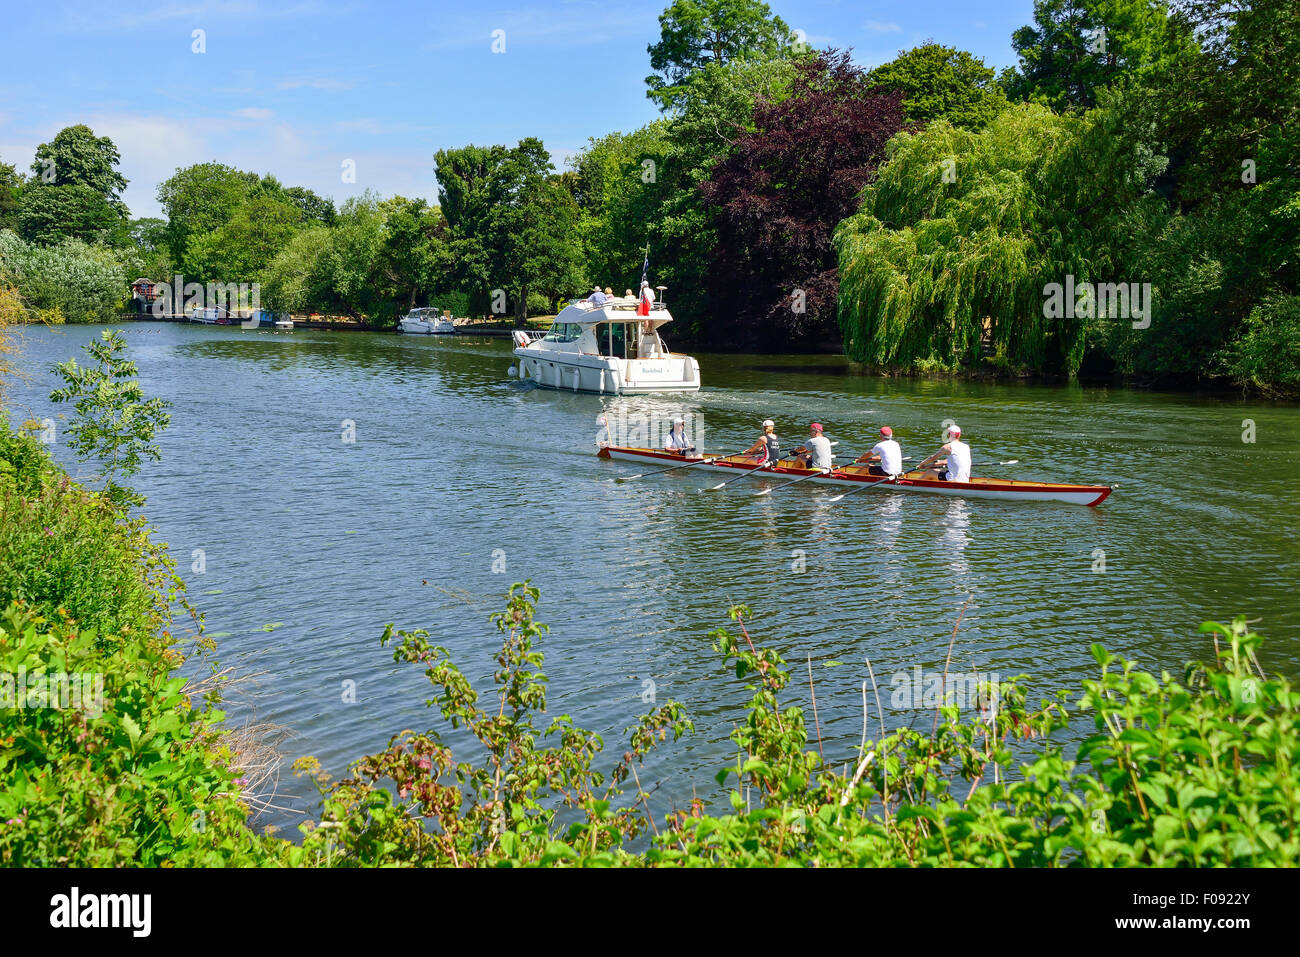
0,0 -> 1033,218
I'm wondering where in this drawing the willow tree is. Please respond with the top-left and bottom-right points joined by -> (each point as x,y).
835,102 -> 1154,375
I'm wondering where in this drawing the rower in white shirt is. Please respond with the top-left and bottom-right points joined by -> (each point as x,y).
917,424 -> 972,482
794,422 -> 833,469
856,425 -> 902,476
664,416 -> 697,456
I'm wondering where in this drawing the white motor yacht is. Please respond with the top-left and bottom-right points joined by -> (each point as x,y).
509,294 -> 700,394
398,307 -> 457,334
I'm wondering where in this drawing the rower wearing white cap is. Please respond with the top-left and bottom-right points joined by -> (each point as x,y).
664,416 -> 696,455
917,424 -> 971,482
741,419 -> 780,466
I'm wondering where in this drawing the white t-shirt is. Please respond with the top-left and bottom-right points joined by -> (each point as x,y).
870,439 -> 902,475
804,434 -> 833,469
944,440 -> 971,482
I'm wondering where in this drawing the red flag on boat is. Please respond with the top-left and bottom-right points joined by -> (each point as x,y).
637,282 -> 653,316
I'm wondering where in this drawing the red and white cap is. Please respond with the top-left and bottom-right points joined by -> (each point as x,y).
810,422 -> 823,433
947,424 -> 962,436
880,426 -> 893,436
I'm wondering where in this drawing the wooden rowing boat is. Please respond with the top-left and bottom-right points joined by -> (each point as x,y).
597,445 -> 1113,507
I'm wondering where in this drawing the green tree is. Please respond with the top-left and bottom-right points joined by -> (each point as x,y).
180,193 -> 303,283
835,104 -> 1160,375
156,163 -> 254,263
19,126 -> 128,246
868,43 -> 1009,130
646,0 -> 791,111
49,330 -> 171,511
261,225 -> 334,315
436,139 -> 583,318
1002,0 -> 1183,111
0,160 -> 21,233
374,197 -> 452,314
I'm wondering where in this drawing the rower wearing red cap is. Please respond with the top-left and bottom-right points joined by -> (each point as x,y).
794,422 -> 833,469
856,426 -> 902,476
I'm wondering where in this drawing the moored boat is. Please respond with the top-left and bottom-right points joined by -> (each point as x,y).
398,307 -> 457,334
597,444 -> 1112,507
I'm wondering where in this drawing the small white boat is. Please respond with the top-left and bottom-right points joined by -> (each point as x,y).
274,315 -> 293,330
398,307 -> 457,335
509,294 -> 700,395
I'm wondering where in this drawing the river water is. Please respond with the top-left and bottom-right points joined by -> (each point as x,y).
8,321 -> 1299,834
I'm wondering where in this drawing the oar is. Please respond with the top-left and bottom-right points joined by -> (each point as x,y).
754,466 -> 833,496
611,447 -> 751,480
825,471 -> 902,503
903,458 -> 1020,476
705,441 -> 838,492
703,460 -> 777,491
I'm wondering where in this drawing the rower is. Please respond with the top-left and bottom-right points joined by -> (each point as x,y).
856,426 -> 902,476
916,424 -> 971,482
664,416 -> 697,456
741,419 -> 780,467
794,422 -> 833,470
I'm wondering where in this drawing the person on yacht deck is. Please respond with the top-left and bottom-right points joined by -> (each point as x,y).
587,286 -> 608,306
637,280 -> 654,317
741,420 -> 780,466
664,417 -> 696,455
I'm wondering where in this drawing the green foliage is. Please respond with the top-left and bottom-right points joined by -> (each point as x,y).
291,582 -> 692,866
0,159 -> 21,233
868,43 -> 1009,131
1218,295 -> 1300,395
836,104 -> 1155,374
180,192 -> 303,284
156,162 -> 255,264
0,601 -> 279,866
295,587 -> 1297,867
18,125 -> 129,246
435,139 -> 585,319
645,0 -> 791,111
1002,0 -> 1187,111
48,330 -> 171,511
0,229 -> 130,322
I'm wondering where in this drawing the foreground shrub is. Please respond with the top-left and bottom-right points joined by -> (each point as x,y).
299,592 -> 1296,867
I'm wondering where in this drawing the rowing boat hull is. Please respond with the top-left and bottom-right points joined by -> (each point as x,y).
597,445 -> 1112,507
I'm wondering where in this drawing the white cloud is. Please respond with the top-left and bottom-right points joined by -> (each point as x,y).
277,77 -> 354,91
231,107 -> 274,120
864,20 -> 902,33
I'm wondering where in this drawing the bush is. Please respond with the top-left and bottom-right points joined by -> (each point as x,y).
1218,294 -> 1300,395
0,420 -> 283,865
298,591 -> 1298,867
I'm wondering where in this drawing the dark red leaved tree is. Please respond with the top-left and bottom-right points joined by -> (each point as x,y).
700,50 -> 908,349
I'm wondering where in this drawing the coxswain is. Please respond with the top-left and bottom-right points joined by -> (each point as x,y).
664,417 -> 697,456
